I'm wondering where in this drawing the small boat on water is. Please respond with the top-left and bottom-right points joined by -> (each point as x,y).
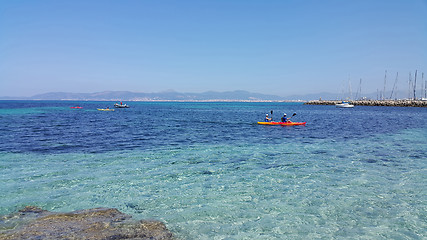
97,108 -> 115,111
257,121 -> 306,126
336,101 -> 354,108
70,106 -> 83,109
114,102 -> 130,108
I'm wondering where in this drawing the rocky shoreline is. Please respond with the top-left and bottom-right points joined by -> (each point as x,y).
0,206 -> 175,240
304,100 -> 427,107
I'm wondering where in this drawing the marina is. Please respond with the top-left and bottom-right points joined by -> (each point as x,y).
305,99 -> 427,107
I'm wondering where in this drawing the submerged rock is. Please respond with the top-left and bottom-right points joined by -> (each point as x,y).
0,206 -> 175,240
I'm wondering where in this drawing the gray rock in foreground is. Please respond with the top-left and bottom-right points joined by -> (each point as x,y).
0,206 -> 175,240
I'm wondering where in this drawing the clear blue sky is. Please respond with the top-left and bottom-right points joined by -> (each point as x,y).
1,0 -> 426,97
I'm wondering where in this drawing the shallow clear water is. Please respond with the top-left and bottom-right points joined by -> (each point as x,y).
0,101 -> 426,239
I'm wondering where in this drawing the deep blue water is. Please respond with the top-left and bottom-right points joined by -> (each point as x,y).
0,100 -> 424,153
0,101 -> 426,239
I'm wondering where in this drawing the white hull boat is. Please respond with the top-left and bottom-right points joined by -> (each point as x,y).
336,102 -> 354,108
114,103 -> 130,108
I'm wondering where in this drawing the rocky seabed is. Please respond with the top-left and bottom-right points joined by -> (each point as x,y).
0,206 -> 175,240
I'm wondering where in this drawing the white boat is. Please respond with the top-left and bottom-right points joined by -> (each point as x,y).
114,103 -> 130,108
336,101 -> 354,108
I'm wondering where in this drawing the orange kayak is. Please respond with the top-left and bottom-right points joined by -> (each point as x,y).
257,121 -> 306,126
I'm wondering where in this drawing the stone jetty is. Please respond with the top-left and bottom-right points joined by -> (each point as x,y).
304,100 -> 427,107
0,206 -> 175,240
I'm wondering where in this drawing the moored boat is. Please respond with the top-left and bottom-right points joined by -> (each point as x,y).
114,102 -> 130,108
335,101 -> 354,108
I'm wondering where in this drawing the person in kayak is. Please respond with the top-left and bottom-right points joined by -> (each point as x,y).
281,113 -> 289,122
265,114 -> 272,122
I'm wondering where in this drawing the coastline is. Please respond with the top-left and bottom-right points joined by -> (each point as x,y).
304,99 -> 427,107
2,98 -> 427,107
0,99 -> 307,103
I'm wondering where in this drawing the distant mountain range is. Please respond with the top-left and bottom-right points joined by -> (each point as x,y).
0,90 -> 416,101
1,90 -> 286,101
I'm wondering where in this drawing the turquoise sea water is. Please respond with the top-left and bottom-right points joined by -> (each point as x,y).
0,101 -> 426,239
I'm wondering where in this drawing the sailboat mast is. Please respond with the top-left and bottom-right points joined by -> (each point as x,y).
421,72 -> 425,98
390,72 -> 398,99
422,72 -> 425,99
355,78 -> 362,100
414,70 -> 417,100
408,72 -> 412,99
383,70 -> 387,100
423,72 -> 426,99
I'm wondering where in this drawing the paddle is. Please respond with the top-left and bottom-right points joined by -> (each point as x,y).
270,110 -> 273,121
287,112 -> 297,121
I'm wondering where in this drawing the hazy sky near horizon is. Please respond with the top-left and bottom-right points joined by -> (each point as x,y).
1,0 -> 426,97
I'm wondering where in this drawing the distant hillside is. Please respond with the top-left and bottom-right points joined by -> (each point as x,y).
28,90 -> 286,101
1,89 -> 417,101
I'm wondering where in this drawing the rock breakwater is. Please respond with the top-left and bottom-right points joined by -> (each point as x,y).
304,100 -> 427,107
0,206 -> 175,240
